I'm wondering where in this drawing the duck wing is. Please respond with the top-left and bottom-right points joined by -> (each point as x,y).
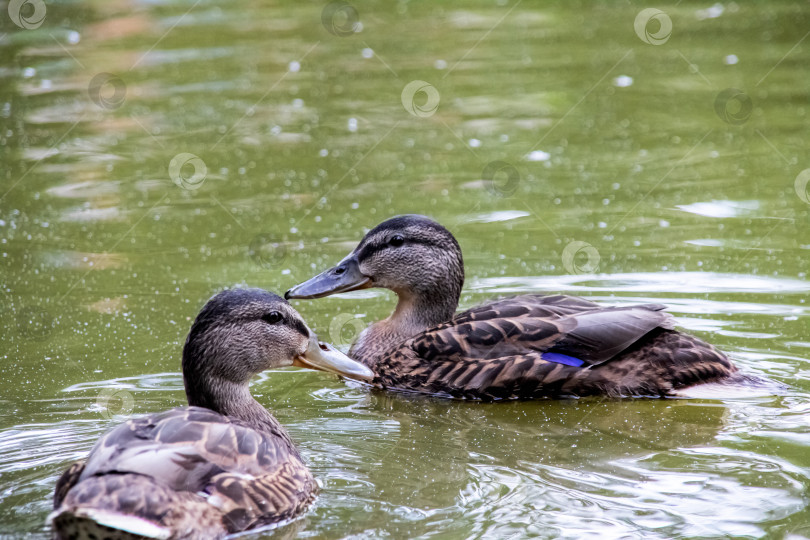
449,294 -> 603,325
414,296 -> 674,366
53,461 -> 84,509
73,406 -> 314,531
545,304 -> 675,365
377,297 -> 676,399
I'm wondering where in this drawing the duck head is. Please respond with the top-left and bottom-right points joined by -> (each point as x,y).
285,215 -> 464,326
182,288 -> 374,406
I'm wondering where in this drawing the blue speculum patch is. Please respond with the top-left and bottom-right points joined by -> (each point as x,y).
542,353 -> 585,367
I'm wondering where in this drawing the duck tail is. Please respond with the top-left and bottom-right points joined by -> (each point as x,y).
672,372 -> 788,399
49,506 -> 171,540
49,473 -> 224,540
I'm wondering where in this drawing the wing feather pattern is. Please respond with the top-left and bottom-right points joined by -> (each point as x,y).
53,406 -> 315,538
373,295 -> 736,399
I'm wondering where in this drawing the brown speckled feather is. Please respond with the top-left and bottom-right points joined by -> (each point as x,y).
50,289 -> 364,540
288,216 -> 782,400
53,461 -> 84,509
369,295 -> 742,400
53,406 -> 315,538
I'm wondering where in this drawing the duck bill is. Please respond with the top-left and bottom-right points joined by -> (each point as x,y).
285,255 -> 371,300
292,333 -> 374,382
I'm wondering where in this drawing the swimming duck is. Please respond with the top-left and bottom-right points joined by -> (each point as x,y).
50,288 -> 373,539
285,215 -> 779,400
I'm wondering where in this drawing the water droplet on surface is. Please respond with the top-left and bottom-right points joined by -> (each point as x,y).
613,75 -> 633,87
525,150 -> 550,162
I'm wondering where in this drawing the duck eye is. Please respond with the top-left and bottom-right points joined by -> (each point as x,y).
262,311 -> 283,325
389,235 -> 405,247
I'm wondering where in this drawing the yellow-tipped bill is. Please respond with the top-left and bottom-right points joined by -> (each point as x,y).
293,333 -> 374,382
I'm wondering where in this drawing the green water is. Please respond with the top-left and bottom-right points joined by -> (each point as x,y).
1,0 -> 809,538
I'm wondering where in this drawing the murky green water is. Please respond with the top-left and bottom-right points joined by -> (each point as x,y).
2,0 -> 809,537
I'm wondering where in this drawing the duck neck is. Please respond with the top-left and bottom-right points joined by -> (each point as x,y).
389,243 -> 464,333
184,376 -> 297,453
351,243 -> 464,367
352,284 -> 461,367
390,287 -> 458,332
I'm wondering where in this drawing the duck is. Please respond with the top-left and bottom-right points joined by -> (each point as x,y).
50,288 -> 374,540
285,214 -> 782,400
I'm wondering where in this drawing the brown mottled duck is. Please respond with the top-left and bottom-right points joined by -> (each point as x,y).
285,215 -> 782,400
50,288 -> 373,540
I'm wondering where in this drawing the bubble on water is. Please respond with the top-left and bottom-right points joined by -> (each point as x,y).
697,3 -> 724,20
526,150 -> 550,162
613,75 -> 633,87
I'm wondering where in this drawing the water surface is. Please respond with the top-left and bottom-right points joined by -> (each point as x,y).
1,1 -> 809,538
